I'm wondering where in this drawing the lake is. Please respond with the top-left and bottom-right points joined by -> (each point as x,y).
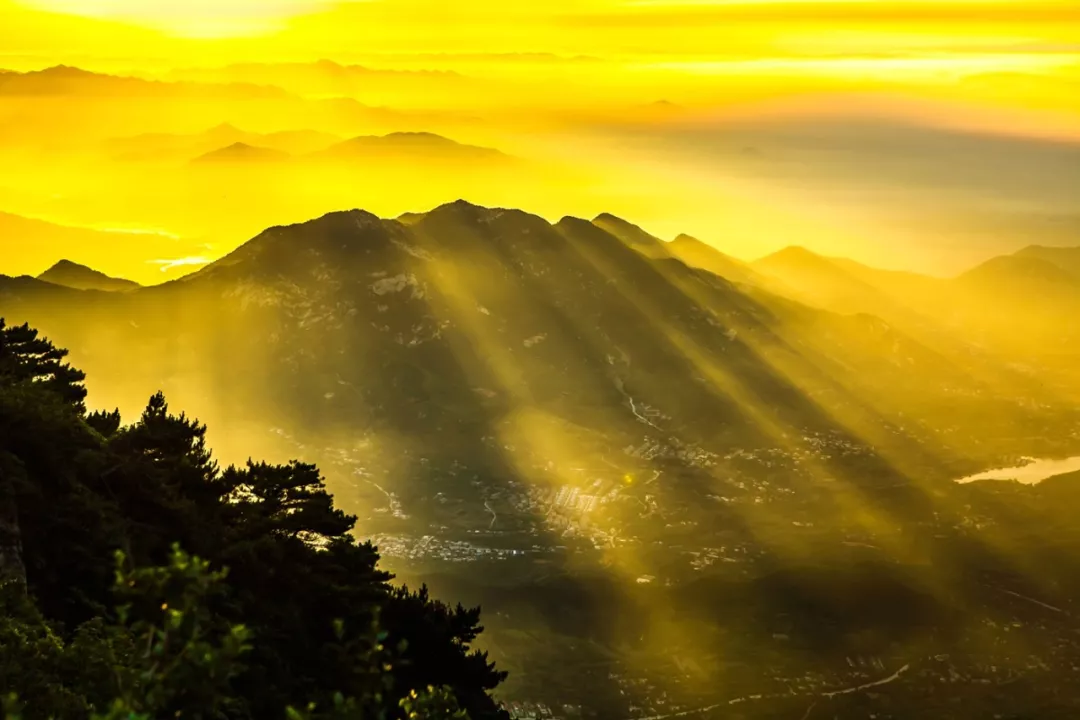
955,456 -> 1080,485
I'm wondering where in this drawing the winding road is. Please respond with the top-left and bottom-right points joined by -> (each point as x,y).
630,662 -> 913,720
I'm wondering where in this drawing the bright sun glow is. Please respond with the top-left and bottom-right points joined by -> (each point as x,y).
20,0 -> 331,36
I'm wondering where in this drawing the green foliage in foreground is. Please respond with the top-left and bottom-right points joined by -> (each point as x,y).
0,319 -> 506,719
1,546 -> 468,719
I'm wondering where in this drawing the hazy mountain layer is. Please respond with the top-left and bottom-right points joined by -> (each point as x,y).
108,123 -> 342,161
728,243 -> 1080,400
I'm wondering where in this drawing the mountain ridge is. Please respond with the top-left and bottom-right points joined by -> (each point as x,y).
37,259 -> 140,292
191,142 -> 292,164
314,132 -> 508,163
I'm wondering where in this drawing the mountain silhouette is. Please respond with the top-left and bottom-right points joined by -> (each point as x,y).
313,132 -> 508,163
1009,245 -> 1080,280
958,253 -> 1078,289
746,243 -> 1080,394
0,65 -> 288,99
750,246 -> 926,319
951,253 -> 1080,353
37,259 -> 139,292
591,212 -> 672,259
668,234 -> 761,286
108,125 -> 340,161
191,142 -> 292,164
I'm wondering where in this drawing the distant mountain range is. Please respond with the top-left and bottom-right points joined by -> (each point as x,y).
731,241 -> 1080,384
0,65 -> 287,99
107,125 -> 509,166
191,142 -> 292,164
312,131 -> 509,163
0,66 -> 479,145
108,123 -> 343,160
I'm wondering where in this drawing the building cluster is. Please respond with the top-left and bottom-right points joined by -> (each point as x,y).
552,485 -> 602,513
370,534 -> 528,562
499,701 -> 583,720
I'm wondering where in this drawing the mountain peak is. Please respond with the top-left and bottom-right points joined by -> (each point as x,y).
38,65 -> 95,78
774,245 -> 822,259
1012,245 -> 1080,279
208,122 -> 241,133
756,246 -> 830,267
192,142 -> 290,163
665,234 -> 760,284
671,233 -> 705,246
591,213 -> 669,257
315,132 -> 508,163
383,131 -> 451,142
37,259 -> 140,292
438,198 -> 485,211
960,254 -> 1077,286
592,212 -> 626,224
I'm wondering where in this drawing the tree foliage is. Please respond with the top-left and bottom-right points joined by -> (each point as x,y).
0,319 -> 508,719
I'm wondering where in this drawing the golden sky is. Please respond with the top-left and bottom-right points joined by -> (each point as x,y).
6,0 -> 1078,55
4,1 -> 1076,114
1,0 -> 1078,279
5,1 -> 1077,125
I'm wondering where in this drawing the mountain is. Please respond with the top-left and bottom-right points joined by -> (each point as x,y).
958,254 -> 1079,290
748,244 -> 1080,397
1011,245 -> 1080,279
0,65 -> 287,99
2,66 -> 477,156
591,213 -> 672,259
750,246 -> 927,319
313,132 -> 508,163
37,259 -> 139,291
667,234 -> 761,285
107,124 -> 340,161
753,246 -> 870,299
951,254 -> 1080,354
191,142 -> 291,164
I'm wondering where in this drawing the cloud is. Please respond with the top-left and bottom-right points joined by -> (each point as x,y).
600,113 -> 1080,272
556,1 -> 1080,27
149,255 -> 212,272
